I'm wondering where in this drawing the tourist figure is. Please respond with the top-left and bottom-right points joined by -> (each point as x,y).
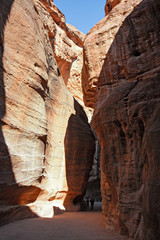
90,198 -> 94,210
86,198 -> 89,209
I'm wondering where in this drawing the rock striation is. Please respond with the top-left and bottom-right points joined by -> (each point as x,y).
38,0 -> 93,120
82,0 -> 160,239
39,0 -> 85,102
0,0 -> 95,224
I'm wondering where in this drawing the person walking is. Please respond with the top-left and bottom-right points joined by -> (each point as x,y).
90,198 -> 94,210
86,198 -> 89,209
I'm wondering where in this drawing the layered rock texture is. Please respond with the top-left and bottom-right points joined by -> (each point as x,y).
0,0 -> 95,224
82,0 -> 160,239
40,1 -> 84,103
40,0 -> 93,120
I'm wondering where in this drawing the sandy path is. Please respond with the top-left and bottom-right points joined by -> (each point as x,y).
0,203 -> 126,240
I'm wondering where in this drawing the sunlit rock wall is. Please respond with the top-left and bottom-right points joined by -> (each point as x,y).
0,0 -> 95,224
37,0 -> 93,120
82,0 -> 160,239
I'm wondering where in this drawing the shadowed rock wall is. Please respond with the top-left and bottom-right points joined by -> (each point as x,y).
0,0 -> 95,224
82,0 -> 160,239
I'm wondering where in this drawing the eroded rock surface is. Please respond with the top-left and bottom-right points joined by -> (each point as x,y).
38,0 -> 93,120
105,0 -> 122,16
0,0 -> 95,224
82,0 -> 160,239
39,1 -> 85,102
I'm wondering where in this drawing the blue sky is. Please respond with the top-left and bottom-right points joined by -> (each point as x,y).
54,0 -> 106,34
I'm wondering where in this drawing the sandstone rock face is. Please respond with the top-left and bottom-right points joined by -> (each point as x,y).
40,1 -> 85,102
82,0 -> 160,239
105,0 -> 122,16
38,0 -> 93,121
82,0 -> 142,108
0,0 -> 95,224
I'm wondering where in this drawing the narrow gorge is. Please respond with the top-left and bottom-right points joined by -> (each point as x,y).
0,0 -> 160,240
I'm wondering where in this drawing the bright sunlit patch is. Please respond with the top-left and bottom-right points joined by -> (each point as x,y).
28,200 -> 66,218
52,201 -> 66,211
28,202 -> 54,218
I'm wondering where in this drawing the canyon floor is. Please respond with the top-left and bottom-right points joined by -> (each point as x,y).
0,203 -> 126,240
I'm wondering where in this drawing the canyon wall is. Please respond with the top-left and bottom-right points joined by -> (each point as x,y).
38,0 -> 93,120
82,0 -> 160,239
0,0 -> 95,224
39,0 -> 84,103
